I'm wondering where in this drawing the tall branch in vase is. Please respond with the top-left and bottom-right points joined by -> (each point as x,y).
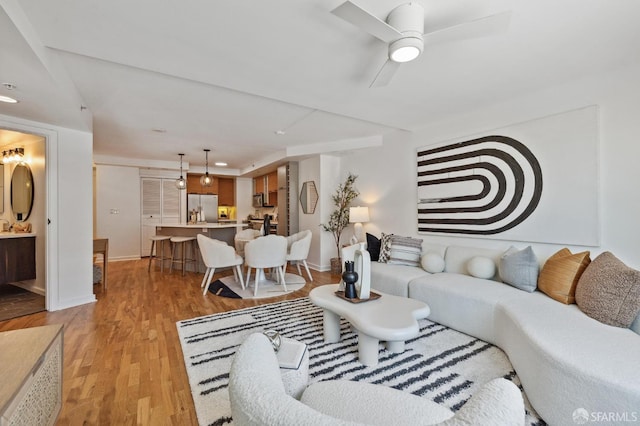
321,173 -> 359,267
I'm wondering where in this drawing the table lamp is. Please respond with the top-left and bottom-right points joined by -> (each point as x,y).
349,206 -> 370,243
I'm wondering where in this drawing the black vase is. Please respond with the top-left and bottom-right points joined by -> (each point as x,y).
342,261 -> 358,299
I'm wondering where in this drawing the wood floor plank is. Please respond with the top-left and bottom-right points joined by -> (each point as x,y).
0,259 -> 339,425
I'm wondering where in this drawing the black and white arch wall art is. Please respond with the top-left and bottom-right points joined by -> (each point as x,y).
417,135 -> 542,235
416,106 -> 600,246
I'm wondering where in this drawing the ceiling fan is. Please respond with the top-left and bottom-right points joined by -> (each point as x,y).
331,1 -> 511,87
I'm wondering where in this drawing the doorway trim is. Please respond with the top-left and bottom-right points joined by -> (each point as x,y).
0,117 -> 59,311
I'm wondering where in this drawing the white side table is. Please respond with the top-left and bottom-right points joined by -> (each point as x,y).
280,349 -> 309,399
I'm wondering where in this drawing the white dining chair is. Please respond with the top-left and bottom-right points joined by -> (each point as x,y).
286,230 -> 313,281
197,234 -> 245,296
234,228 -> 261,257
244,235 -> 288,297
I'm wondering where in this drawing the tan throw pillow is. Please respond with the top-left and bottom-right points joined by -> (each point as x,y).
575,252 -> 640,328
538,248 -> 590,304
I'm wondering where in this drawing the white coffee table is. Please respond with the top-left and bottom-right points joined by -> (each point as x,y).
309,284 -> 430,366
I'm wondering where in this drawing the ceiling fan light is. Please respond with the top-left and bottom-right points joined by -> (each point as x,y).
389,37 -> 423,63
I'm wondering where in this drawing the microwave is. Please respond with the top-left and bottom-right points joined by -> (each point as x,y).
252,193 -> 264,208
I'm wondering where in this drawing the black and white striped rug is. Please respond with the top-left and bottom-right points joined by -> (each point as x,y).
177,297 -> 544,426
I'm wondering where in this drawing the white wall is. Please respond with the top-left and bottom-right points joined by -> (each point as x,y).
0,114 -> 95,311
318,155 -> 343,270
298,156 -> 322,270
95,165 -> 141,260
344,61 -> 640,268
235,177 -> 253,221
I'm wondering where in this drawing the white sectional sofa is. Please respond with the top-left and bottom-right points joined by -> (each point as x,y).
342,242 -> 640,426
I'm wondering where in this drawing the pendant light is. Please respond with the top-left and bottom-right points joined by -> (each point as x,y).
200,148 -> 213,187
175,153 -> 186,190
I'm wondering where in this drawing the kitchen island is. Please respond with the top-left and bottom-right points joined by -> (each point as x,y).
155,222 -> 249,273
155,222 -> 248,246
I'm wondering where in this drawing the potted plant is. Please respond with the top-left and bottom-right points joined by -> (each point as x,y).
321,173 -> 359,275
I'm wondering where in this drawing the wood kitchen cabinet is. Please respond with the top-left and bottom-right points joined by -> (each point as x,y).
267,171 -> 278,192
253,176 -> 264,194
187,174 -> 218,194
218,177 -> 235,206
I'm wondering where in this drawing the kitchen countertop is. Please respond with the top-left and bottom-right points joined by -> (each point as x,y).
249,219 -> 278,225
157,223 -> 246,229
0,231 -> 36,239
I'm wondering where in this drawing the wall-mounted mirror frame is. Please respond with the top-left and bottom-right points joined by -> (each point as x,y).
11,163 -> 34,222
299,181 -> 318,214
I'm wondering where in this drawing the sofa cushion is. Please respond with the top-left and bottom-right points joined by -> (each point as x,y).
370,261 -> 429,297
366,233 -> 381,261
378,233 -> 393,263
631,314 -> 640,335
538,248 -> 590,304
498,246 -> 539,293
467,256 -> 496,279
444,246 -> 504,280
575,251 -> 640,328
421,252 -> 445,273
408,273 -> 525,344
387,235 -> 423,267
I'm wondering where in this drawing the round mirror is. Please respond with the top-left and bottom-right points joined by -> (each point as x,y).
11,163 -> 34,222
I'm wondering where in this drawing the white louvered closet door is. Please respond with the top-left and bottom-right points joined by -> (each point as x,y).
141,178 -> 162,256
161,179 -> 180,223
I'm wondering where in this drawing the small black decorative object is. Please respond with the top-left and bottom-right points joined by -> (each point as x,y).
263,214 -> 271,236
342,261 -> 358,299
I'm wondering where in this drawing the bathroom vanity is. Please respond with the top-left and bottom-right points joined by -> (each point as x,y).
0,233 -> 36,285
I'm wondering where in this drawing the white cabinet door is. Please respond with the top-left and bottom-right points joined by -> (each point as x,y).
140,178 -> 181,255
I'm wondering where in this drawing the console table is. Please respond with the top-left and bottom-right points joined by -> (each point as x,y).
93,238 -> 109,290
0,324 -> 64,425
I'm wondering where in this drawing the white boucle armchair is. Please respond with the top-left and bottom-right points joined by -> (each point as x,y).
229,333 -> 525,426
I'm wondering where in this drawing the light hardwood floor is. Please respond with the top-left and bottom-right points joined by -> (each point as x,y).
0,259 -> 338,425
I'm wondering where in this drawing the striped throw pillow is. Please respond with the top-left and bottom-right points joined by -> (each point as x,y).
387,235 -> 423,267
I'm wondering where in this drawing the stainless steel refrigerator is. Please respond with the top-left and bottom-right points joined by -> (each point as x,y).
187,194 -> 218,223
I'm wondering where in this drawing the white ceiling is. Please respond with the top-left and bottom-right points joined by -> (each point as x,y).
1,0 -> 640,174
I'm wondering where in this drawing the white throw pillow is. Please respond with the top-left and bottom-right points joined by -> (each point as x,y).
467,256 -> 496,279
421,252 -> 445,273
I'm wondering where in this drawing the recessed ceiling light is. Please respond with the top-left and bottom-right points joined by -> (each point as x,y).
215,162 -> 227,167
274,130 -> 286,135
0,95 -> 18,104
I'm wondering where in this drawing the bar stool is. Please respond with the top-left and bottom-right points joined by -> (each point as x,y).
148,235 -> 171,272
170,236 -> 197,276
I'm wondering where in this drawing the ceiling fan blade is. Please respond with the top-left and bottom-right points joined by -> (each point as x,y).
369,59 -> 401,88
424,11 -> 511,45
331,1 -> 403,43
